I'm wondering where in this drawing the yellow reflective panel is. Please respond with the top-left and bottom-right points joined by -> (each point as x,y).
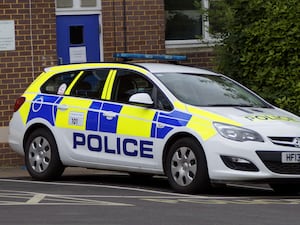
26,72 -> 51,93
55,97 -> 92,130
101,70 -> 116,100
45,63 -> 148,75
187,116 -> 217,141
117,105 -> 155,137
187,106 -> 240,125
19,93 -> 36,124
186,106 -> 241,141
173,100 -> 186,111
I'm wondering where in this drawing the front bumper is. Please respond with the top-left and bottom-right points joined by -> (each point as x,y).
204,135 -> 300,182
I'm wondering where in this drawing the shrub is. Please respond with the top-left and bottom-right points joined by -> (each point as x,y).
203,0 -> 300,115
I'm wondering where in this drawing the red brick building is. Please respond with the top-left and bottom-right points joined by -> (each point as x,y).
0,0 -> 215,167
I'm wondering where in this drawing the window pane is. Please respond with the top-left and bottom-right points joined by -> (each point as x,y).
56,0 -> 73,8
81,0 -> 97,7
113,70 -> 153,103
166,10 -> 202,40
41,71 -> 79,95
71,69 -> 109,99
165,0 -> 195,10
70,26 -> 84,44
155,73 -> 269,107
165,0 -> 202,40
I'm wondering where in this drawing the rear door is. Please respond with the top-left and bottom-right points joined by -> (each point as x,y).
54,68 -> 111,164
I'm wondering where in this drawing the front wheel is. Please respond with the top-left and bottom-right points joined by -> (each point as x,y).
165,137 -> 210,194
24,128 -> 65,180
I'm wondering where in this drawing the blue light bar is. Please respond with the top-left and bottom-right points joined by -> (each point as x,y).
113,53 -> 187,61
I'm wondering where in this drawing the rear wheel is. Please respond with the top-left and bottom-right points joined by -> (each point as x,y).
165,137 -> 210,194
25,128 -> 65,180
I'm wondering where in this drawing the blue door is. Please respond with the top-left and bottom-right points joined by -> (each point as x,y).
56,15 -> 101,65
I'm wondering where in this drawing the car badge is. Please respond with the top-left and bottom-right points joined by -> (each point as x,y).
293,137 -> 300,148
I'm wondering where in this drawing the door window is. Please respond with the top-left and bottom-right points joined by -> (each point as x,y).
70,69 -> 109,99
111,69 -> 173,111
112,70 -> 154,104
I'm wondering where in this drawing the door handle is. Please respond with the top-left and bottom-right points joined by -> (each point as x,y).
103,111 -> 117,120
157,123 -> 165,128
57,104 -> 68,110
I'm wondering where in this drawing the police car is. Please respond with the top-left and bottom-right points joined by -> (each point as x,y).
8,54 -> 300,194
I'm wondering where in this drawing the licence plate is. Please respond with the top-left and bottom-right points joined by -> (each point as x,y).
281,152 -> 300,163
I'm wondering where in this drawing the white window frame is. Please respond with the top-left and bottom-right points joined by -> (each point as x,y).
56,0 -> 101,15
165,0 -> 221,49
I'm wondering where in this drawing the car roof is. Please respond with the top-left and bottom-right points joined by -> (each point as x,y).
44,62 -> 218,76
135,63 -> 218,75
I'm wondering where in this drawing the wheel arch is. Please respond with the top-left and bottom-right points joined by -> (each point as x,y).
162,132 -> 206,173
23,123 -> 55,152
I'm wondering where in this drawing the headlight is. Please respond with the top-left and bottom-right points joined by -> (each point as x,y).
213,122 -> 264,142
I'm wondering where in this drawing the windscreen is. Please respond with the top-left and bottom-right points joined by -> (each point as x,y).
154,72 -> 271,108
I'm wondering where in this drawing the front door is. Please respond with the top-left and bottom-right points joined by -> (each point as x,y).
56,15 -> 101,65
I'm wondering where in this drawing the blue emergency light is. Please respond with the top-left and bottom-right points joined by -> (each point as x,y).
113,53 -> 187,61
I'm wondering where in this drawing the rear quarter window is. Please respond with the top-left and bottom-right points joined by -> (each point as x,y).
40,71 -> 79,95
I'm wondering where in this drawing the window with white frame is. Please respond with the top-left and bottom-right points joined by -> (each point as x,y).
165,0 -> 219,47
56,0 -> 100,11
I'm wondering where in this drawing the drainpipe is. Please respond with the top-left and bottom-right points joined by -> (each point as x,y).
123,0 -> 127,52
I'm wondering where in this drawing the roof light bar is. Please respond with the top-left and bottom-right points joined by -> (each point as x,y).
113,53 -> 187,61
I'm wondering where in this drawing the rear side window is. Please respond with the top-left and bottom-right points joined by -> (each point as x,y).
41,71 -> 79,95
70,69 -> 109,99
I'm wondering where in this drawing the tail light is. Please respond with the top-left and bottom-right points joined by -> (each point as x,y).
13,97 -> 26,112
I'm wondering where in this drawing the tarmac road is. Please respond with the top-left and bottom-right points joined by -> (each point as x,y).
0,167 -> 300,225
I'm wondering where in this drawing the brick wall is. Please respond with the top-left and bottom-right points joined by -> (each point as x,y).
0,0 -> 215,167
102,0 -> 166,61
0,0 -> 57,167
167,47 -> 216,70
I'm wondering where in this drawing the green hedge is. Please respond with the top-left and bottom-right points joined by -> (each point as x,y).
207,0 -> 300,115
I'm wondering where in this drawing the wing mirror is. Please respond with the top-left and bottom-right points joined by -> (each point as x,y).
129,93 -> 154,106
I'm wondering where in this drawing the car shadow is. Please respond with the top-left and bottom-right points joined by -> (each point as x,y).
57,172 -> 293,197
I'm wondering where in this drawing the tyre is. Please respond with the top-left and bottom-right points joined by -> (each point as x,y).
24,128 -> 65,180
165,137 -> 210,194
269,183 -> 300,195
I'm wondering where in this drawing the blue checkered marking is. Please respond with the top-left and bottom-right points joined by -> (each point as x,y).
86,101 -> 102,131
151,110 -> 192,139
27,94 -> 63,126
86,101 -> 122,133
100,102 -> 122,133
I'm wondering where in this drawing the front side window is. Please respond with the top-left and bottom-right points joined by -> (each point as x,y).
112,70 -> 173,111
155,72 -> 271,108
112,70 -> 154,104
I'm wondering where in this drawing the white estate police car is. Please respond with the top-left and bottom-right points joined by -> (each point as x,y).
8,56 -> 300,193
